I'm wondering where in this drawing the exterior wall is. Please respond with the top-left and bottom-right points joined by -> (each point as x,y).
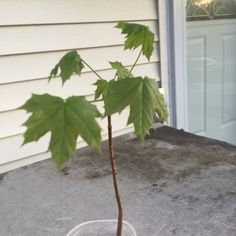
0,0 -> 160,173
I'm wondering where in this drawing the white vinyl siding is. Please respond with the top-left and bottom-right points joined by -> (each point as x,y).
0,0 -> 158,25
0,0 -> 160,173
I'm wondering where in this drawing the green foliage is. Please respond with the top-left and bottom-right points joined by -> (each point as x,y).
116,21 -> 155,60
147,79 -> 169,122
49,50 -> 84,84
21,21 -> 168,168
21,94 -> 101,167
104,77 -> 168,141
94,79 -> 109,100
110,61 -> 133,80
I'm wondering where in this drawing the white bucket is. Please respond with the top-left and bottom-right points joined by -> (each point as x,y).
66,219 -> 137,236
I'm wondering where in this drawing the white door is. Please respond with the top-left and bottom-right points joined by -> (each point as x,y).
186,0 -> 236,144
187,19 -> 236,143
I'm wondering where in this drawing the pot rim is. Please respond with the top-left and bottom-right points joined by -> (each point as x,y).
66,219 -> 137,236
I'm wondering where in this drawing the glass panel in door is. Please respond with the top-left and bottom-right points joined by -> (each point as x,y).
186,0 -> 236,144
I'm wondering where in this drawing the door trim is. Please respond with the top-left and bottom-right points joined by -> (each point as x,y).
170,0 -> 188,130
158,0 -> 172,125
158,0 -> 188,129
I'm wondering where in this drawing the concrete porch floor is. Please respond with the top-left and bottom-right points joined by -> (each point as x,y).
1,126 -> 236,236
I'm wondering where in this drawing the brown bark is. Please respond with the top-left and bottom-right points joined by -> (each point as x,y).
107,115 -> 123,236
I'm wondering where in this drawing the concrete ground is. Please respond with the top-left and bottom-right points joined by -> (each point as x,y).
1,126 -> 236,236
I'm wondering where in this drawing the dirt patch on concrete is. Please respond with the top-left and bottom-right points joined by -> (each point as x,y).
0,173 -> 7,182
69,127 -> 236,189
148,126 -> 236,150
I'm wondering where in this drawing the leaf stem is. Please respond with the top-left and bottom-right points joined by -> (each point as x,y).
82,59 -> 104,80
88,99 -> 103,103
129,48 -> 142,73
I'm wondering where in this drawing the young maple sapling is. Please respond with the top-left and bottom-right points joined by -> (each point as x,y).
21,22 -> 168,236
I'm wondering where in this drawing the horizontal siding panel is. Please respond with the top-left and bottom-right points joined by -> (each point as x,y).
0,0 -> 157,25
0,21 -> 158,55
0,110 -> 132,164
0,109 -> 26,138
0,126 -> 134,174
0,133 -> 50,165
0,44 -> 159,84
0,151 -> 51,174
0,62 -> 160,112
1,98 -> 108,138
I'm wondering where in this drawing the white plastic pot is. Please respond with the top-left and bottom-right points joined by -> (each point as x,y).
66,219 -> 137,236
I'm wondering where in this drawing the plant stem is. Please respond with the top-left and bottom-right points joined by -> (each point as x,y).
82,59 -> 104,80
107,115 -> 123,236
88,99 -> 103,103
129,48 -> 142,73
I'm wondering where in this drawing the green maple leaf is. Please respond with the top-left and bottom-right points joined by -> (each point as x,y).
146,79 -> 169,122
49,50 -> 84,84
93,79 -> 116,111
110,61 -> 133,80
21,94 -> 102,168
94,79 -> 109,100
105,77 -> 168,141
116,21 -> 155,61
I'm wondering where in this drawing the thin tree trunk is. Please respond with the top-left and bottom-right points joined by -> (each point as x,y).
107,115 -> 123,236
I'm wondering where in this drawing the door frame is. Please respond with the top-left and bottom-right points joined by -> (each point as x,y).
158,0 -> 188,130
171,0 -> 188,130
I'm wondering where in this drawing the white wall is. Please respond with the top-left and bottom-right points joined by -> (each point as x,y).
0,0 -> 160,173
